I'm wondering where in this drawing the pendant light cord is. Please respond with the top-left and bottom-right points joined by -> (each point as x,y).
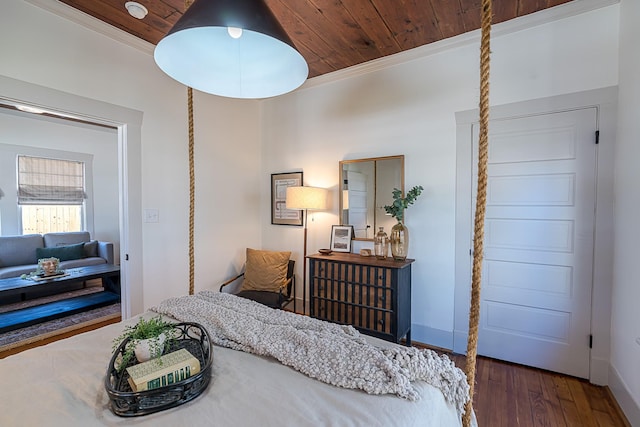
463,0 -> 492,426
186,0 -> 195,296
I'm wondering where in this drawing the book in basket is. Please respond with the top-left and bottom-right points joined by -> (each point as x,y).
126,348 -> 201,392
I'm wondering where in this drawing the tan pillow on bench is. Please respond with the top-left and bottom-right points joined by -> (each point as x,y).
240,248 -> 291,293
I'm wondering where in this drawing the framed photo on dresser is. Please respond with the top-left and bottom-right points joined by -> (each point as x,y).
330,225 -> 354,252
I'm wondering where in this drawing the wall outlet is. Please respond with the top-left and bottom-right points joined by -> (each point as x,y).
144,208 -> 159,223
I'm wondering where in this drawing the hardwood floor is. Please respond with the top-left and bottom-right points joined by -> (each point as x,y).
447,353 -> 631,427
0,315 -> 120,359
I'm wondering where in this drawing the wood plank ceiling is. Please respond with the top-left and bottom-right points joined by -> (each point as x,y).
59,0 -> 572,79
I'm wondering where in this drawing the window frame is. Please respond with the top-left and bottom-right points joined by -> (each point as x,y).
17,154 -> 89,235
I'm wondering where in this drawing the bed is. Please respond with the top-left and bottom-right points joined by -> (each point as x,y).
0,292 -> 476,426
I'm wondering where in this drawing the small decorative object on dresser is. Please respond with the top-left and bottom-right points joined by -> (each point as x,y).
374,227 -> 389,259
359,249 -> 372,257
308,252 -> 414,345
384,186 -> 423,261
330,225 -> 354,253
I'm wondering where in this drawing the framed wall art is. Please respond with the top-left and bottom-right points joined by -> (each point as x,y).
271,171 -> 303,226
330,225 -> 354,253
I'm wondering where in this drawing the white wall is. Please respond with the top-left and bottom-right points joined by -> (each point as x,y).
611,0 -> 640,423
2,3 -> 636,420
1,0 -> 263,311
261,4 -> 620,345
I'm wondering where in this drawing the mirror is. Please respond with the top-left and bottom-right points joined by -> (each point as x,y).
339,155 -> 404,240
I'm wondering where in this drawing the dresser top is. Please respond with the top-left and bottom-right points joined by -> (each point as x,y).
308,252 -> 414,268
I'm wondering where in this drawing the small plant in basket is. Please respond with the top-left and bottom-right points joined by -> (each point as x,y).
112,315 -> 176,372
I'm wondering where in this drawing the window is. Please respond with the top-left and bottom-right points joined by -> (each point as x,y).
18,155 -> 86,234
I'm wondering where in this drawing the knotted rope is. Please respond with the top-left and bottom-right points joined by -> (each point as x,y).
463,0 -> 492,425
185,0 -> 195,296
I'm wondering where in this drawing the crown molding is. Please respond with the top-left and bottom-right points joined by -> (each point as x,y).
24,0 -> 155,55
300,0 -> 619,90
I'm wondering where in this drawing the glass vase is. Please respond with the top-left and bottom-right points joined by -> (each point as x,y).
374,227 -> 388,260
390,221 -> 409,261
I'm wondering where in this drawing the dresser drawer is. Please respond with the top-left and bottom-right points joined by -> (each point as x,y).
312,277 -> 392,309
313,297 -> 393,335
308,253 -> 413,345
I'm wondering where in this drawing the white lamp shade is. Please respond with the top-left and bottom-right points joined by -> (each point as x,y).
286,187 -> 327,210
154,0 -> 308,99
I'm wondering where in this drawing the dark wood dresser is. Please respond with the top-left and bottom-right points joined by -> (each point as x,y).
307,253 -> 414,345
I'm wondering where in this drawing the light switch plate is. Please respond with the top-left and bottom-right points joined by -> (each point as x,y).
144,208 -> 159,223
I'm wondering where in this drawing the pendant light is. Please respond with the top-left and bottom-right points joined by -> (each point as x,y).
154,0 -> 308,99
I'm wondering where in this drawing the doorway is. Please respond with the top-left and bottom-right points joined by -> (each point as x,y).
454,88 -> 617,382
0,75 -> 144,319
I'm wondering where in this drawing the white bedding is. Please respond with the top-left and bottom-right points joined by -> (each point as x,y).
0,311 -> 477,426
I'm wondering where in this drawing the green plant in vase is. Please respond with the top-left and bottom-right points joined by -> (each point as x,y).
384,185 -> 423,260
111,315 -> 176,372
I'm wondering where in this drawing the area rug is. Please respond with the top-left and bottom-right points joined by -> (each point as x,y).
0,285 -> 121,353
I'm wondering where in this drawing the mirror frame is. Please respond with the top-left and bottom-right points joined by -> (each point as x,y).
339,155 -> 404,241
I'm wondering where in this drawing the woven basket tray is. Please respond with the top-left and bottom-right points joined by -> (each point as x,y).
105,322 -> 213,417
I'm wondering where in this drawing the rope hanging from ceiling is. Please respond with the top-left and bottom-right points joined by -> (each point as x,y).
463,0 -> 492,425
186,0 -> 195,296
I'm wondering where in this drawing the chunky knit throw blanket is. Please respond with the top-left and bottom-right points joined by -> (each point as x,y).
152,291 -> 470,416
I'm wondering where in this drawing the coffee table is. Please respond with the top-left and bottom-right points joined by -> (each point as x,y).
0,264 -> 120,301
0,264 -> 121,333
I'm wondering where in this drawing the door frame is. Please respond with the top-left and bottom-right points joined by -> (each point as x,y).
0,75 -> 144,319
454,87 -> 617,384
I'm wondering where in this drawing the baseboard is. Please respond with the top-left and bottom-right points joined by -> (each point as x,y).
411,324 -> 454,351
609,364 -> 640,426
590,356 -> 609,386
453,329 -> 470,354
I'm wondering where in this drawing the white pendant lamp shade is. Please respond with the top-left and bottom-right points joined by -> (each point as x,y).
154,0 -> 308,99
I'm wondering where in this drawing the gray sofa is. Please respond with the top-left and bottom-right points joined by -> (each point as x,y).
0,231 -> 114,279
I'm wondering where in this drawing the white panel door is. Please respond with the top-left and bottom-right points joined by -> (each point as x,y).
471,108 -> 597,378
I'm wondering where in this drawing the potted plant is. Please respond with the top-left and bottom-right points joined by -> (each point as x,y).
112,315 -> 176,371
384,185 -> 423,260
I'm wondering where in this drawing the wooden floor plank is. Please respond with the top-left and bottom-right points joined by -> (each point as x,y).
560,397 -> 584,426
454,354 -> 628,426
553,374 -> 574,401
566,376 -> 600,427
585,381 -> 612,412
540,371 -> 568,427
503,363 -> 519,427
524,366 -> 543,395
514,363 -> 535,427
488,378 -> 505,427
475,357 -> 492,427
594,409 -> 620,427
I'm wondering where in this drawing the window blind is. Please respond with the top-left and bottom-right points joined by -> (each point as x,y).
17,155 -> 86,205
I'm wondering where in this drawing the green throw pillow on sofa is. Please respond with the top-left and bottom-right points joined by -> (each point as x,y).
36,242 -> 85,262
83,240 -> 98,258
